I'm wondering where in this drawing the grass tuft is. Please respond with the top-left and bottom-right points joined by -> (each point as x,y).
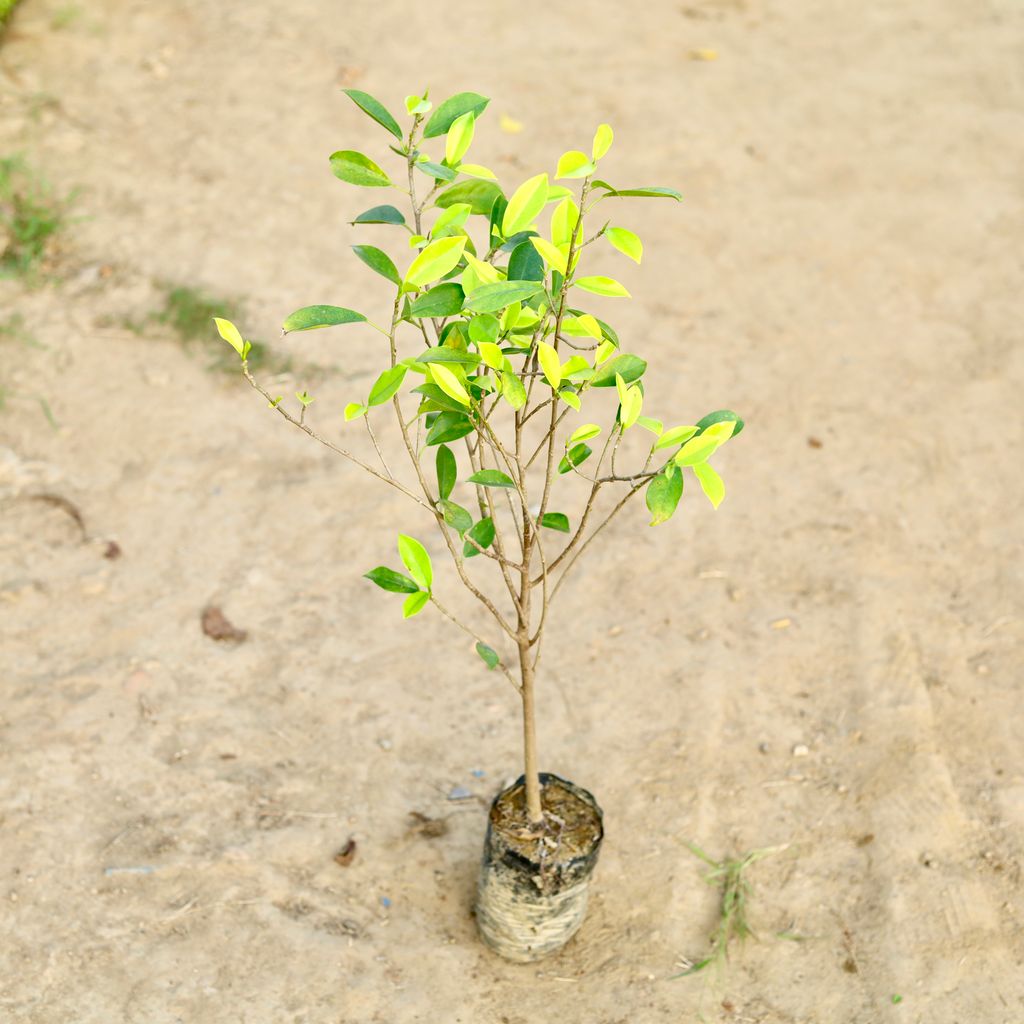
0,155 -> 72,279
673,841 -> 788,981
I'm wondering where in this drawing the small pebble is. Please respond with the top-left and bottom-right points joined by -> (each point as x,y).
377,738 -> 393,751
792,743 -> 810,758
380,896 -> 392,909
447,785 -> 472,800
470,769 -> 485,779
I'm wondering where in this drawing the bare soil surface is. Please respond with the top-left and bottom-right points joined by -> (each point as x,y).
1,1 -> 1022,1021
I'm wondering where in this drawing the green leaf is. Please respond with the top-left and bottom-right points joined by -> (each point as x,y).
592,182 -> 683,201
569,423 -> 601,444
415,159 -> 457,182
530,236 -> 568,276
590,353 -> 647,387
403,591 -> 430,618
352,244 -> 401,285
214,317 -> 245,356
468,315 -> 500,346
435,179 -> 503,216
405,236 -> 467,288
463,516 -> 496,558
500,370 -> 527,410
467,469 -> 516,489
417,348 -> 481,366
445,110 -> 476,164
537,342 -> 561,389
407,283 -> 465,318
281,305 -> 368,334
423,92 -> 490,139
429,363 -> 471,406
696,409 -> 745,438
693,462 -> 725,509
364,567 -> 420,594
592,123 -> 614,160
367,365 -> 408,406
556,150 -> 595,179
646,467 -> 684,526
463,280 -> 543,313
654,425 -> 699,450
426,411 -> 474,445
558,443 -> 592,474
344,402 -> 366,421
475,641 -> 499,670
351,204 -> 406,226
539,512 -> 571,533
637,415 -> 663,435
342,89 -> 403,140
398,534 -> 433,590
506,240 -> 544,283
436,444 -> 457,501
502,173 -> 549,237
575,275 -> 631,298
439,498 -> 473,536
605,226 -> 643,264
330,150 -> 392,188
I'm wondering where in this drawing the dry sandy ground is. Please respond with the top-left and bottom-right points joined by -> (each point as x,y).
1,1 -> 1022,1021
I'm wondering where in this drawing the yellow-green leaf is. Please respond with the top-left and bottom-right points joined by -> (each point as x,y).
478,341 -> 504,370
556,150 -> 595,180
537,342 -> 561,389
562,313 -> 602,340
463,251 -> 501,285
569,423 -> 601,444
559,389 -> 581,411
605,226 -> 643,264
344,402 -> 367,421
402,591 -> 430,618
550,197 -> 581,248
445,111 -> 475,165
500,370 -> 527,410
693,462 -> 725,509
398,534 -> 433,590
458,163 -> 497,179
530,236 -> 568,276
654,425 -> 699,450
429,363 -> 471,406
636,415 -> 663,435
214,317 -> 245,356
502,173 -> 549,237
594,339 -> 617,364
592,123 -> 614,160
647,467 -> 684,526
673,433 -> 723,466
405,236 -> 467,288
575,275 -> 631,298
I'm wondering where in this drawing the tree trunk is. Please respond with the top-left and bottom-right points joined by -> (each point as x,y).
519,640 -> 543,824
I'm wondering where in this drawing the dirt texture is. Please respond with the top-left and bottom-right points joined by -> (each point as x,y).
1,1 -> 1022,1022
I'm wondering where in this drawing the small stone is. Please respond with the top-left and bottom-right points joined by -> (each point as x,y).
758,742 -> 769,754
792,743 -> 810,758
447,785 -> 472,801
377,738 -> 393,751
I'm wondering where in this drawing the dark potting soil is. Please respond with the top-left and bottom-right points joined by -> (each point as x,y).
490,777 -> 602,866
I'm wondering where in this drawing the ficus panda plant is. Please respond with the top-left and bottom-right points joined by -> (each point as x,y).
216,87 -> 742,957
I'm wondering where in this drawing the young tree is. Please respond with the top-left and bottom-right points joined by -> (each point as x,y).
217,88 -> 742,828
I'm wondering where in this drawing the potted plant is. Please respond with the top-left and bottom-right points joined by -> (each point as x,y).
215,87 -> 743,962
